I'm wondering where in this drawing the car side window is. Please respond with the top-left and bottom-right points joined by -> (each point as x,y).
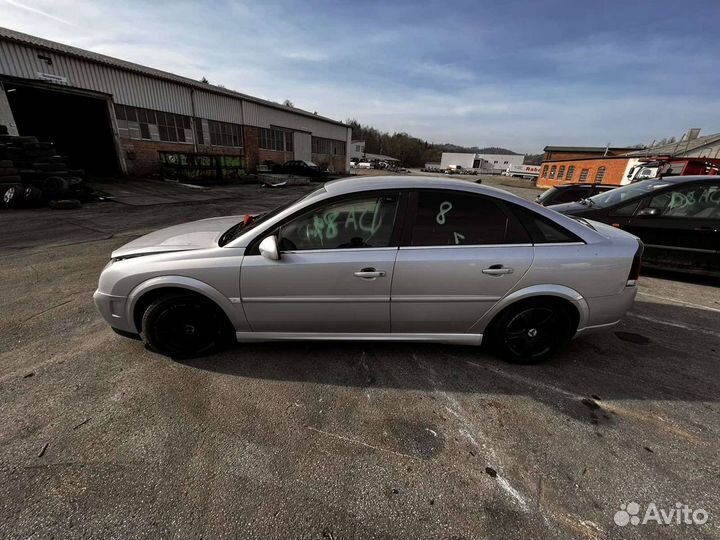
410,191 -> 530,246
553,188 -> 585,204
278,193 -> 400,251
646,183 -> 720,219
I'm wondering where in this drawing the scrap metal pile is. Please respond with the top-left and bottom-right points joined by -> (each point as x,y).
0,127 -> 96,210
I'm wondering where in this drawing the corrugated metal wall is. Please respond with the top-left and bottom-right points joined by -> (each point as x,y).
243,101 -> 348,140
0,38 -> 345,134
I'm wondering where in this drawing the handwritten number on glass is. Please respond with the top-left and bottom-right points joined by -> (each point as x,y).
436,201 -> 452,224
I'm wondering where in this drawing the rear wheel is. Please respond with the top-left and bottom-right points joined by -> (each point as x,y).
488,299 -> 573,364
140,294 -> 234,359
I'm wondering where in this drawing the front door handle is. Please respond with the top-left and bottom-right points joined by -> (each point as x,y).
354,267 -> 386,279
482,265 -> 514,276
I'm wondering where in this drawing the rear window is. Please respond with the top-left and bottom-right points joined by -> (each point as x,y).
506,204 -> 583,244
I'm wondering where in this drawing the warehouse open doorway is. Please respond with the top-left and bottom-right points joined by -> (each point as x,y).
3,80 -> 121,176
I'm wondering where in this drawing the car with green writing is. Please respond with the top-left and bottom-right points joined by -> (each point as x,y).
549,176 -> 720,277
94,176 -> 643,364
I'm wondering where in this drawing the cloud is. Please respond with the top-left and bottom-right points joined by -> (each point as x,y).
1,0 -> 717,153
3,0 -> 72,25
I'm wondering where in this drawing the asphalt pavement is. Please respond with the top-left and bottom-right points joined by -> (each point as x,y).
0,175 -> 718,539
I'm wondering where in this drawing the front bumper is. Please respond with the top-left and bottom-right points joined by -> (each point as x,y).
93,289 -> 135,334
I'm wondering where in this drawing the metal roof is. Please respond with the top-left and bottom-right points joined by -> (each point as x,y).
0,26 -> 347,127
363,152 -> 400,162
543,146 -> 639,153
624,133 -> 720,157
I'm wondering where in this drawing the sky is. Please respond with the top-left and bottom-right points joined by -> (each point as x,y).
2,0 -> 720,153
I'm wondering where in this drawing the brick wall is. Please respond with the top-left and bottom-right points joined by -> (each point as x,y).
312,153 -> 346,173
537,157 -> 630,188
243,126 -> 259,172
118,138 -> 245,176
257,148 -> 293,168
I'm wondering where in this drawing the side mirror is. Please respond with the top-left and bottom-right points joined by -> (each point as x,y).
637,207 -> 660,217
258,235 -> 280,260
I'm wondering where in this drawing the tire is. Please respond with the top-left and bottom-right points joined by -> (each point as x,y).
23,186 -> 43,205
140,293 -> 233,359
42,176 -> 69,195
487,299 -> 574,364
2,185 -> 24,208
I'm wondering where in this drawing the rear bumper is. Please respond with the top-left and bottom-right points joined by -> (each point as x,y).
93,289 -> 135,333
576,285 -> 638,335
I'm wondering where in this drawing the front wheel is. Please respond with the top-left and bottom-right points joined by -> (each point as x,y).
487,299 -> 573,364
140,294 -> 234,359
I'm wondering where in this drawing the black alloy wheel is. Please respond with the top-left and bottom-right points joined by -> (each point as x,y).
141,294 -> 233,359
490,300 -> 573,364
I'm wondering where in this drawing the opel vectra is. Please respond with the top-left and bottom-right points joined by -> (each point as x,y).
94,177 -> 643,363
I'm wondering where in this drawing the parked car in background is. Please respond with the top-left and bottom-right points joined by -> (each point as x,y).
537,183 -> 616,206
272,160 -> 328,177
549,176 -> 720,277
95,176 -> 642,364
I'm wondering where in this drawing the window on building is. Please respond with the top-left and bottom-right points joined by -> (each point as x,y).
579,168 -> 589,181
312,137 -> 346,156
549,165 -> 557,179
156,111 -> 188,143
209,120 -> 242,147
194,118 -> 205,145
595,166 -> 606,183
557,165 -> 566,180
504,161 -> 509,164
566,165 -> 575,180
542,165 -> 549,178
258,127 -> 293,151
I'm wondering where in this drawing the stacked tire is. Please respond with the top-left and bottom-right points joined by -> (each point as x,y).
0,129 -> 95,210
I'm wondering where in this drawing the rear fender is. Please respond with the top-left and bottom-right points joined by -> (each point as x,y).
468,284 -> 589,333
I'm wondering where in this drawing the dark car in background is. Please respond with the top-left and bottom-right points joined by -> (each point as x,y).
549,176 -> 720,277
536,183 -> 616,206
273,160 -> 328,178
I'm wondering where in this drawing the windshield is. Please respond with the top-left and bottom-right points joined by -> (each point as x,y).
219,186 -> 326,246
586,179 -> 674,207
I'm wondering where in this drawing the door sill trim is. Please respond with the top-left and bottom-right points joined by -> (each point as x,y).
235,332 -> 484,346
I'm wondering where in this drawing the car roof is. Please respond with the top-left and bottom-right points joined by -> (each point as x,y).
554,183 -> 613,189
645,175 -> 719,184
325,175 -> 513,198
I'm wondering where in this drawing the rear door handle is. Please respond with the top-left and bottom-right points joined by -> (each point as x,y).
482,265 -> 514,275
354,267 -> 386,279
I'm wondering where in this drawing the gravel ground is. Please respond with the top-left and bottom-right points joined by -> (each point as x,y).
0,176 -> 718,539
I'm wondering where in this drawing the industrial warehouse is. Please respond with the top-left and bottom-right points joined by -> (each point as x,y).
0,27 -> 351,179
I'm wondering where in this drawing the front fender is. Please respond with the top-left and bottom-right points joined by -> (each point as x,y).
126,275 -> 247,333
468,284 -> 589,333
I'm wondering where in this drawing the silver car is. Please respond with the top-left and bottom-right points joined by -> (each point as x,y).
94,176 -> 643,363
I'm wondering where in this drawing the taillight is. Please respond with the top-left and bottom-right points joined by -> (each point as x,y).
626,241 -> 644,286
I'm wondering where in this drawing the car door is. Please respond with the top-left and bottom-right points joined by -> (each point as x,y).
624,181 -> 720,273
240,191 -> 402,333
391,190 -> 534,333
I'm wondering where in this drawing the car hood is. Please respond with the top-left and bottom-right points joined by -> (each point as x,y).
111,215 -> 243,258
547,201 -> 591,215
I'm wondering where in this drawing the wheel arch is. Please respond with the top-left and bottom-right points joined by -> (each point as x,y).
470,284 -> 588,336
126,276 -> 240,334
